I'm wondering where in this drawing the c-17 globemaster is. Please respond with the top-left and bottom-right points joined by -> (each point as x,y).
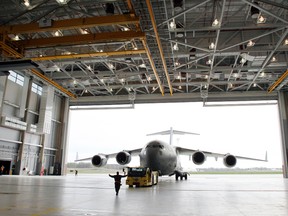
76,128 -> 267,180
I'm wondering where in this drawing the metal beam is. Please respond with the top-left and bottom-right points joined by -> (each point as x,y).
268,69 -> 288,93
0,14 -> 140,34
15,31 -> 146,48
141,39 -> 164,95
30,49 -> 146,61
69,91 -> 278,106
0,41 -> 76,98
0,41 -> 22,58
146,0 -> 173,95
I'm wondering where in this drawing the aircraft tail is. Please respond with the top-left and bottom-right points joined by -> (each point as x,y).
147,127 -> 199,145
147,127 -> 200,136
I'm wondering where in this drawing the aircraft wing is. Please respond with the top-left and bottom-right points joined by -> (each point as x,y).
75,148 -> 143,162
175,147 -> 268,162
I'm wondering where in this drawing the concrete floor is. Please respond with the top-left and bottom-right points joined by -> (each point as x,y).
0,174 -> 287,216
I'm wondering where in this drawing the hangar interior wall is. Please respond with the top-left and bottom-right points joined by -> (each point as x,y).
278,92 -> 288,178
0,73 -> 68,176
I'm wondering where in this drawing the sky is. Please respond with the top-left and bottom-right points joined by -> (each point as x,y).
67,101 -> 283,169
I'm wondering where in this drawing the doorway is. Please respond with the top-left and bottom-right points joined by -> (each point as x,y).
0,160 -> 11,175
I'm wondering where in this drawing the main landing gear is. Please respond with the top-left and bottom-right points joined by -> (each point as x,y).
175,172 -> 188,181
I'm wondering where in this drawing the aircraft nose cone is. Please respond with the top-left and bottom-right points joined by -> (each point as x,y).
145,141 -> 164,169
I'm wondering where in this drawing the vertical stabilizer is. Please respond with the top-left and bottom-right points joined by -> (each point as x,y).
147,127 -> 200,145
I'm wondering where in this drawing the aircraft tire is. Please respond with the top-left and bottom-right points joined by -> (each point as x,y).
175,174 -> 179,181
184,174 -> 188,180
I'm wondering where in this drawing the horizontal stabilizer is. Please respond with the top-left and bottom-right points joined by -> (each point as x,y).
147,128 -> 200,136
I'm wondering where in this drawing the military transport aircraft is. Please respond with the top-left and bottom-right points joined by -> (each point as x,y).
76,128 -> 267,180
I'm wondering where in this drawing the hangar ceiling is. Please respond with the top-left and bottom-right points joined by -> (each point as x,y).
0,0 -> 287,105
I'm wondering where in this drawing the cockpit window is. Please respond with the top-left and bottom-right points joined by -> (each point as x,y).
146,143 -> 164,149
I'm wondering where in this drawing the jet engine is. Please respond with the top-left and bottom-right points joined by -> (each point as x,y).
91,155 -> 108,167
192,151 -> 206,165
116,151 -> 131,165
223,154 -> 237,168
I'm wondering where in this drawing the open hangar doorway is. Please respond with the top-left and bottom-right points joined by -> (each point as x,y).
0,159 -> 11,175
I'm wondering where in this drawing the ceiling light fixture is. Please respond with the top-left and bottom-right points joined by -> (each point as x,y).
247,40 -> 255,47
209,42 -> 215,49
174,61 -> 180,66
284,39 -> 288,45
173,43 -> 179,51
122,27 -> 129,31
24,0 -> 30,7
13,35 -> 20,41
240,57 -> 247,64
206,59 -> 212,65
271,56 -> 277,62
257,15 -> 266,24
212,19 -> 220,27
81,29 -> 89,34
54,30 -> 62,37
139,63 -> 146,68
107,63 -> 114,70
56,0 -> 70,5
169,20 -> 176,29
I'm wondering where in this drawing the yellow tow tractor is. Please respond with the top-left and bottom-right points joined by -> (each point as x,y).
126,167 -> 158,187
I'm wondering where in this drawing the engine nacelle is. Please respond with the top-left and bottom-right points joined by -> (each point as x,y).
223,154 -> 237,168
116,151 -> 131,165
192,151 -> 206,165
91,155 -> 108,167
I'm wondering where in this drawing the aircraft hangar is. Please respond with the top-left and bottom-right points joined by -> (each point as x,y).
0,0 -> 288,180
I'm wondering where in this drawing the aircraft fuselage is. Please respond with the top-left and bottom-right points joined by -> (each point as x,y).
139,140 -> 181,175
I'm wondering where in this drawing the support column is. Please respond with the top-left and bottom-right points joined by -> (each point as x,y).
15,76 -> 35,175
55,97 -> 69,175
277,92 -> 288,178
36,134 -> 45,175
0,75 -> 8,116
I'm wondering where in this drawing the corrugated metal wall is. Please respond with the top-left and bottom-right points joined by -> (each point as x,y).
0,73 -> 68,175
